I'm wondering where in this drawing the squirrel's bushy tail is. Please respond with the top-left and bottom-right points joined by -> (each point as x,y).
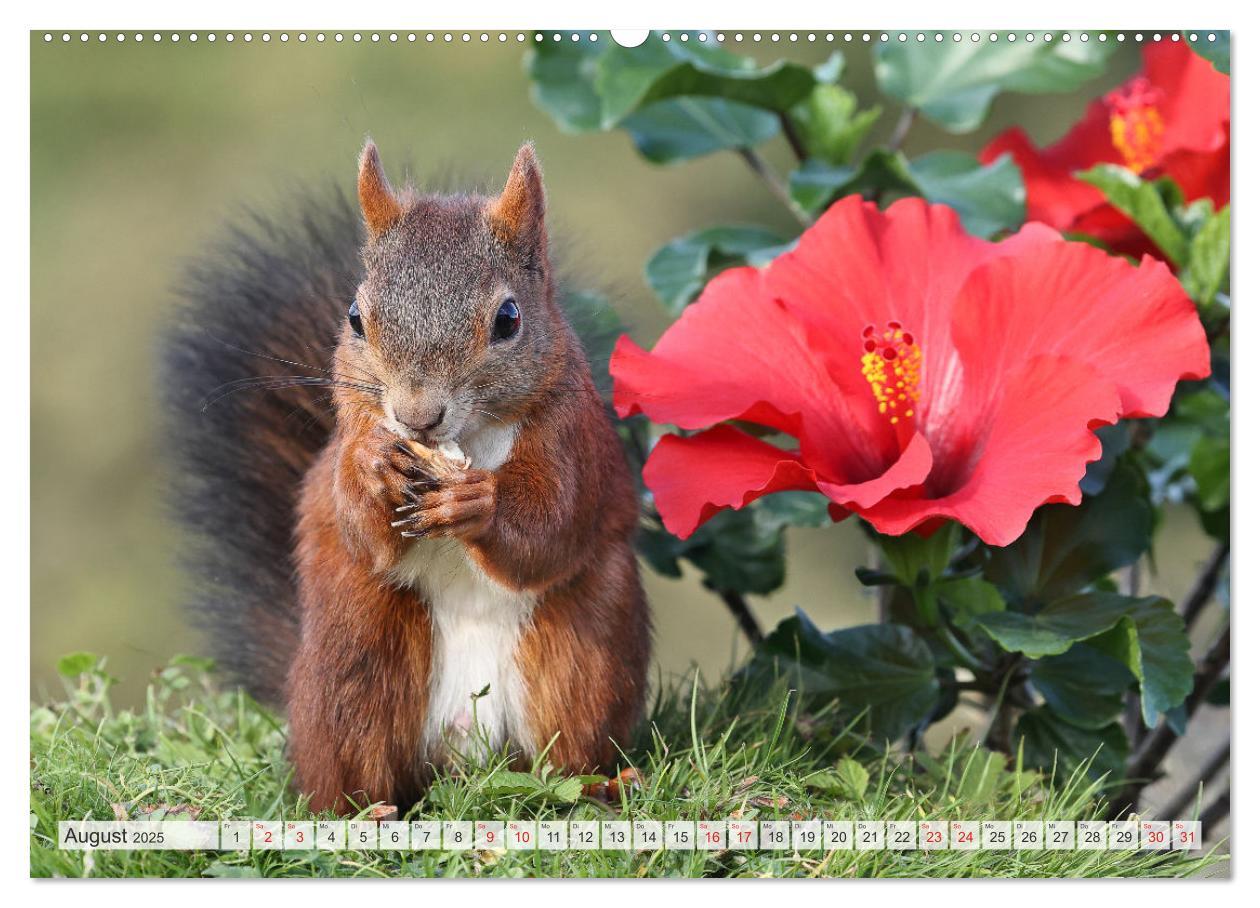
160,190 -> 363,706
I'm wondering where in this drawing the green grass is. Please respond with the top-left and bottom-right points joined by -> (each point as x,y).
30,656 -> 1224,879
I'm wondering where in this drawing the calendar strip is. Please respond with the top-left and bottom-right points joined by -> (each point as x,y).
57,819 -> 1202,852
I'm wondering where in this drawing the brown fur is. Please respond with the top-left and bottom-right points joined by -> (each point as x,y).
357,141 -> 404,237
285,142 -> 650,812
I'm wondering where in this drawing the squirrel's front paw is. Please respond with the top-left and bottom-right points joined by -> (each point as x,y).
392,470 -> 496,540
351,427 -> 430,512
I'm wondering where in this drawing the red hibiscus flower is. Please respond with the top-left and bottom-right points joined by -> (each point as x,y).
611,196 -> 1209,547
980,41 -> 1229,260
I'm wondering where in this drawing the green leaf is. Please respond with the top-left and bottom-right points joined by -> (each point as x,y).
1077,166 -> 1190,265
874,35 -> 1114,133
1080,423 -> 1131,496
1014,707 -> 1128,781
789,150 -> 1025,238
596,35 -> 823,126
753,612 -> 940,742
753,491 -> 832,531
1183,205 -> 1230,307
547,777 -> 585,803
973,594 -> 1122,659
1189,435 -> 1229,513
1185,32 -> 1230,75
834,757 -> 871,801
937,576 -> 1005,632
482,770 -> 545,796
907,151 -> 1026,238
639,503 -> 787,595
56,652 -> 98,677
788,83 -> 882,165
1029,643 -> 1132,729
976,593 -> 1193,727
788,159 -> 859,213
645,225 -> 787,314
877,523 -> 959,589
526,37 -> 606,133
985,461 -> 1152,604
1091,598 -> 1195,727
621,97 -> 780,164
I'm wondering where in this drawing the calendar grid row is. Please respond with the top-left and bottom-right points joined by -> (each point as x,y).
58,819 -> 1202,852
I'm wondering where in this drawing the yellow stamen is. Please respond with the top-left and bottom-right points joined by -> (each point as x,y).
1107,77 -> 1165,174
861,321 -> 921,426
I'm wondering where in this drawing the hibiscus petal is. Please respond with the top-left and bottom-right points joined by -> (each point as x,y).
611,261 -> 894,485
980,110 -> 1119,233
857,356 -> 1121,547
816,431 -> 933,511
1145,42 -> 1231,156
762,196 -> 1029,474
611,267 -> 838,438
950,239 -> 1210,419
642,426 -> 820,539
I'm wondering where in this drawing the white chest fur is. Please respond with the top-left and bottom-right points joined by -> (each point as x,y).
391,421 -> 534,760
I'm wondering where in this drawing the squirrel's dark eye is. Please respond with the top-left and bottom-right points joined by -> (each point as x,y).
492,297 -> 521,342
348,301 -> 364,338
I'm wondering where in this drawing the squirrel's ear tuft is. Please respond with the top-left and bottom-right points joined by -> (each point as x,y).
357,140 -> 403,238
486,143 -> 546,255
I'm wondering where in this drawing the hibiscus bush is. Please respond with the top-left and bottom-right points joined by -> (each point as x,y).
528,32 -> 1230,820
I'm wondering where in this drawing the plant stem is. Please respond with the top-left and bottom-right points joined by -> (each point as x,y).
982,662 -> 1018,752
717,588 -> 765,647
1111,623 -> 1230,816
937,623 -> 984,673
887,108 -> 917,152
778,112 -> 808,162
735,147 -> 812,228
1162,740 -> 1229,820
1180,543 -> 1229,632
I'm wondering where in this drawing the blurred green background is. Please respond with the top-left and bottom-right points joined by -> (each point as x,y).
31,33 -> 1213,716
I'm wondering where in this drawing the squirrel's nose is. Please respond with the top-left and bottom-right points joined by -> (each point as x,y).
393,398 -> 447,438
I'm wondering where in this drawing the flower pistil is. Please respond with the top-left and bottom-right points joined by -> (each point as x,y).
861,321 -> 921,435
1106,77 -> 1165,173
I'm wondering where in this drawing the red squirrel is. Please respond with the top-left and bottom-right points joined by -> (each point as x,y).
163,141 -> 650,813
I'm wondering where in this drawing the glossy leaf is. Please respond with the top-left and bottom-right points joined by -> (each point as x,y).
621,97 -> 780,164
1090,598 -> 1195,727
985,461 -> 1153,604
639,504 -> 785,595
789,150 -> 1025,238
874,35 -> 1114,133
526,38 -> 606,132
645,225 -> 788,314
753,612 -> 940,743
753,491 -> 833,531
1079,423 -> 1131,496
1183,204 -> 1231,307
937,576 -> 1005,632
976,593 -> 1192,727
1077,166 -> 1190,266
596,36 -> 823,126
1014,707 -> 1128,781
1029,643 -> 1132,729
1189,435 -> 1229,513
